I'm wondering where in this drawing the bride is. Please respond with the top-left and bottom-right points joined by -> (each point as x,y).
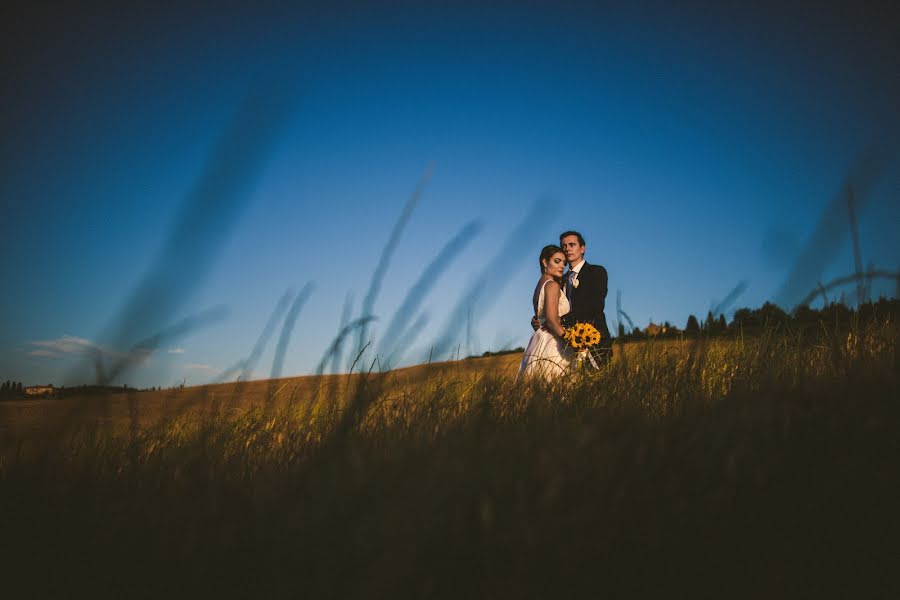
517,244 -> 572,380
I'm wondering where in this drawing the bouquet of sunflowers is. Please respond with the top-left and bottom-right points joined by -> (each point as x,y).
563,322 -> 602,369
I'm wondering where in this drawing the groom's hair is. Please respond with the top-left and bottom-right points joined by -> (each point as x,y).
560,230 -> 585,246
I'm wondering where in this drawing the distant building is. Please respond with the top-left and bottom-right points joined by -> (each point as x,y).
24,384 -> 54,397
645,322 -> 667,337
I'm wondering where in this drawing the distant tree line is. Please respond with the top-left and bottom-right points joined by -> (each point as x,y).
617,297 -> 899,341
0,383 -> 155,402
467,347 -> 526,360
0,380 -> 24,400
51,384 -> 143,398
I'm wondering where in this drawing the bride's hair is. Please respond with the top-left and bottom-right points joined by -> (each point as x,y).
539,244 -> 564,276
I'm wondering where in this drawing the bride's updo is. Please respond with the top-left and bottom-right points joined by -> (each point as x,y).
539,244 -> 564,276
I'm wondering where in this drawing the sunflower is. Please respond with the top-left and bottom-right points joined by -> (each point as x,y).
564,322 -> 602,351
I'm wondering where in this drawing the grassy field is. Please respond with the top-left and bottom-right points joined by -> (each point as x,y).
0,340 -> 666,438
1,325 -> 898,598
0,351 -> 520,440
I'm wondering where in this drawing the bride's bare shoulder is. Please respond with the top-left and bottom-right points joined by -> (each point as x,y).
543,279 -> 561,298
534,275 -> 553,295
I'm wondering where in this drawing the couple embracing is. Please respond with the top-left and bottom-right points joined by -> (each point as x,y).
518,231 -> 612,380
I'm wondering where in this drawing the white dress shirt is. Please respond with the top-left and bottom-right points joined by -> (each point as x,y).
566,259 -> 585,299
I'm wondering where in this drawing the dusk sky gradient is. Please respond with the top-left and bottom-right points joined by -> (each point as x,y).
2,1 -> 898,388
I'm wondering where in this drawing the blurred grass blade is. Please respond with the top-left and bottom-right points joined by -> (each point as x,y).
89,83 -> 298,383
102,305 -> 228,384
775,146 -> 891,309
383,312 -> 430,368
355,163 -> 434,360
376,220 -> 481,361
243,290 -> 294,381
269,283 -> 315,382
316,316 -> 377,375
330,293 -> 355,374
711,281 -> 748,316
429,197 -> 547,360
215,290 -> 294,383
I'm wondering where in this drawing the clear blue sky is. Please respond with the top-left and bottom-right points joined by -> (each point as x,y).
2,1 -> 898,387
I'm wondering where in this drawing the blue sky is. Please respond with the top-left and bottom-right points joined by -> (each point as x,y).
2,1 -> 898,387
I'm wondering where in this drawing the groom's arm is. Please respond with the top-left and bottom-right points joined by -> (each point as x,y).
588,265 -> 609,328
592,265 -> 608,319
587,265 -> 611,344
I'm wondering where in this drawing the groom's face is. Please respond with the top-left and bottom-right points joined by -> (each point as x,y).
561,235 -> 585,266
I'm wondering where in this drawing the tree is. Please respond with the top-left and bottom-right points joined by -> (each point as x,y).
717,314 -> 727,331
759,302 -> 789,325
686,314 -> 700,334
732,302 -> 789,332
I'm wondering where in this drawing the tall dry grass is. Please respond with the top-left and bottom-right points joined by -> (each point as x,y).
1,315 -> 898,598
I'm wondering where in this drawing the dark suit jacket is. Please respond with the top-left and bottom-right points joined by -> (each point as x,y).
560,262 -> 612,346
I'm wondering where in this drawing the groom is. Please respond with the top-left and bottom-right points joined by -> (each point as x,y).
533,230 -> 613,368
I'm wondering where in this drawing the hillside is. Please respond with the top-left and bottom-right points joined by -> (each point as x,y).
0,340 -> 689,439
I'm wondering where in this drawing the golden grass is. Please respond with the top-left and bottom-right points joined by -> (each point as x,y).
0,323 -> 896,597
0,339 -> 698,439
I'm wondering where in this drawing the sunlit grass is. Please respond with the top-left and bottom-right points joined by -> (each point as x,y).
1,316 -> 897,598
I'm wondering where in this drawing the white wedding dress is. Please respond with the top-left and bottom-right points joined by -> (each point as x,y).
518,279 -> 572,380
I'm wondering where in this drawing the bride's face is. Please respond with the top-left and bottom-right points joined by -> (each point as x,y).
544,252 -> 566,278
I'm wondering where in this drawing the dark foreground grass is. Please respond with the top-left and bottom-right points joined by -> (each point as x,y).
1,320 -> 898,598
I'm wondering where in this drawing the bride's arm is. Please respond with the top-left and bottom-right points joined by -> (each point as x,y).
543,282 -> 566,337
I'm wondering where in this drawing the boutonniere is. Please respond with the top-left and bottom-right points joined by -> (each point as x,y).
572,276 -> 580,288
